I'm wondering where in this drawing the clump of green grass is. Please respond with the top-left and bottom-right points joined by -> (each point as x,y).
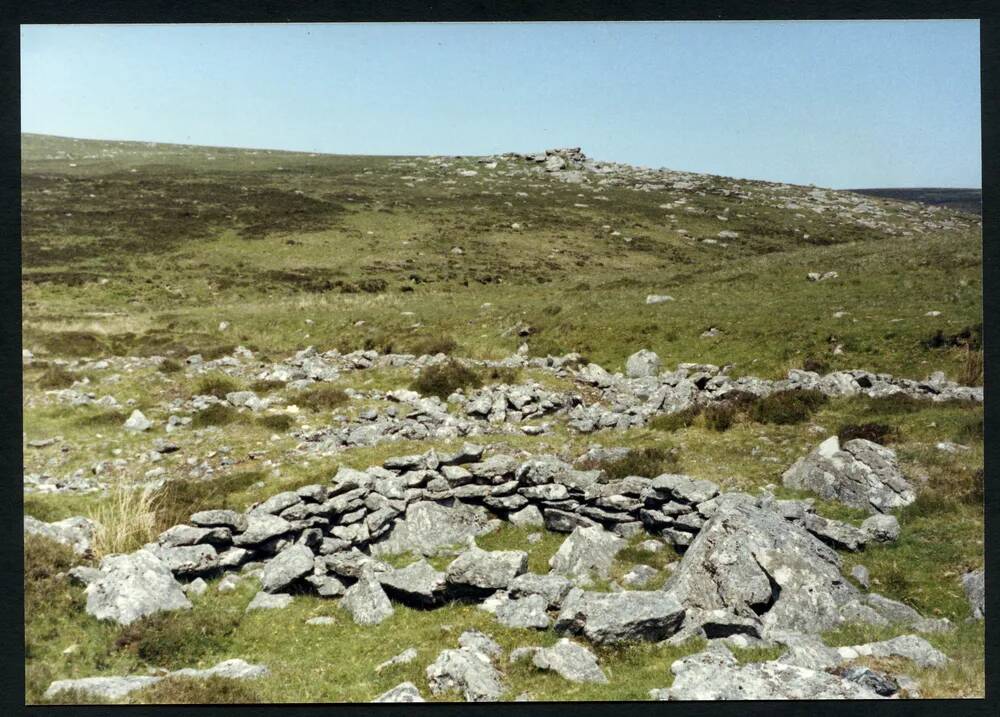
582,446 -> 680,480
749,389 -> 827,425
89,485 -> 160,558
114,605 -> 242,669
411,359 -> 482,399
191,404 -> 246,428
837,422 -> 899,445
648,406 -> 701,432
36,365 -> 76,389
730,644 -> 788,664
193,372 -> 242,398
862,393 -> 928,415
257,413 -> 294,432
407,334 -> 458,356
295,385 -> 350,411
134,676 -> 264,704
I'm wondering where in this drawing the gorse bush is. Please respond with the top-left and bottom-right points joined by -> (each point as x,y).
411,359 -> 482,399
749,389 -> 827,425
193,372 -> 241,398
36,365 -> 76,388
649,406 -> 701,432
407,334 -> 458,356
584,446 -> 680,480
158,358 -> 183,373
295,385 -> 349,411
837,423 -> 899,445
257,413 -> 294,432
191,404 -> 246,427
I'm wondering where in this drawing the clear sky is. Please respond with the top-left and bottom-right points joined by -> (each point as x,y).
21,21 -> 981,188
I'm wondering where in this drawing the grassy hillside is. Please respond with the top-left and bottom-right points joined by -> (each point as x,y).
21,133 -> 984,703
22,133 -> 982,379
849,188 -> 982,216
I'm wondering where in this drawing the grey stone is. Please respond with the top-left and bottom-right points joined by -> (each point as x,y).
509,572 -> 573,608
260,543 -> 315,593
555,589 -> 685,645
837,634 -> 949,669
861,514 -> 901,543
649,474 -> 719,504
246,591 -> 294,611
800,514 -> 868,551
67,565 -> 103,586
459,629 -> 502,657
85,550 -> 191,625
190,509 -> 248,532
495,593 -> 550,629
850,565 -> 871,589
375,647 -> 419,673
532,638 -> 607,683
341,569 -> 394,625
251,491 -> 302,516
232,514 -> 294,547
123,409 -> 152,432
170,658 -> 269,681
24,515 -> 97,555
656,644 -> 882,700
148,544 -> 219,577
44,674 -> 162,701
782,436 -> 915,513
373,681 -> 425,702
543,508 -> 598,533
184,577 -> 208,596
836,666 -> 899,696
548,525 -> 625,581
370,500 -> 493,557
446,543 -> 528,597
962,569 -> 984,619
625,349 -> 662,378
622,564 -> 659,588
426,643 -> 504,702
664,494 -> 857,637
378,559 -> 447,607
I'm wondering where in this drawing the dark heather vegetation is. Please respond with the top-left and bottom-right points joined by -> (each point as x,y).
411,360 -> 483,399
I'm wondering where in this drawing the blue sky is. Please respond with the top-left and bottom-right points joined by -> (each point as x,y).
21,21 -> 981,188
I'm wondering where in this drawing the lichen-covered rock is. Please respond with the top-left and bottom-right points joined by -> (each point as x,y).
373,681 -> 425,702
495,593 -> 550,629
782,437 -> 915,513
85,550 -> 192,626
24,515 -> 98,556
377,559 -> 447,607
625,349 -> 661,378
341,569 -> 394,625
509,572 -> 573,608
548,525 -> 625,582
531,638 -> 607,683
664,494 -> 857,638
426,634 -> 505,702
370,500 -> 493,557
260,543 -> 315,593
836,634 -> 949,669
654,644 -> 882,700
962,570 -> 985,619
246,591 -> 293,612
232,514 -> 294,547
445,543 -> 528,597
555,589 -> 685,645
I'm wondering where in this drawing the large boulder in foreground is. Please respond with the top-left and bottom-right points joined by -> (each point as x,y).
663,494 -> 857,638
24,515 -> 98,556
85,550 -> 192,626
370,500 -> 494,557
555,589 -> 685,645
652,644 -> 883,700
445,542 -> 528,598
782,437 -> 915,513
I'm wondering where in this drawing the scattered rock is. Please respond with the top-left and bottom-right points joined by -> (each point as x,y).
85,550 -> 192,626
532,638 -> 607,683
373,681 -> 425,702
246,591 -> 294,612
